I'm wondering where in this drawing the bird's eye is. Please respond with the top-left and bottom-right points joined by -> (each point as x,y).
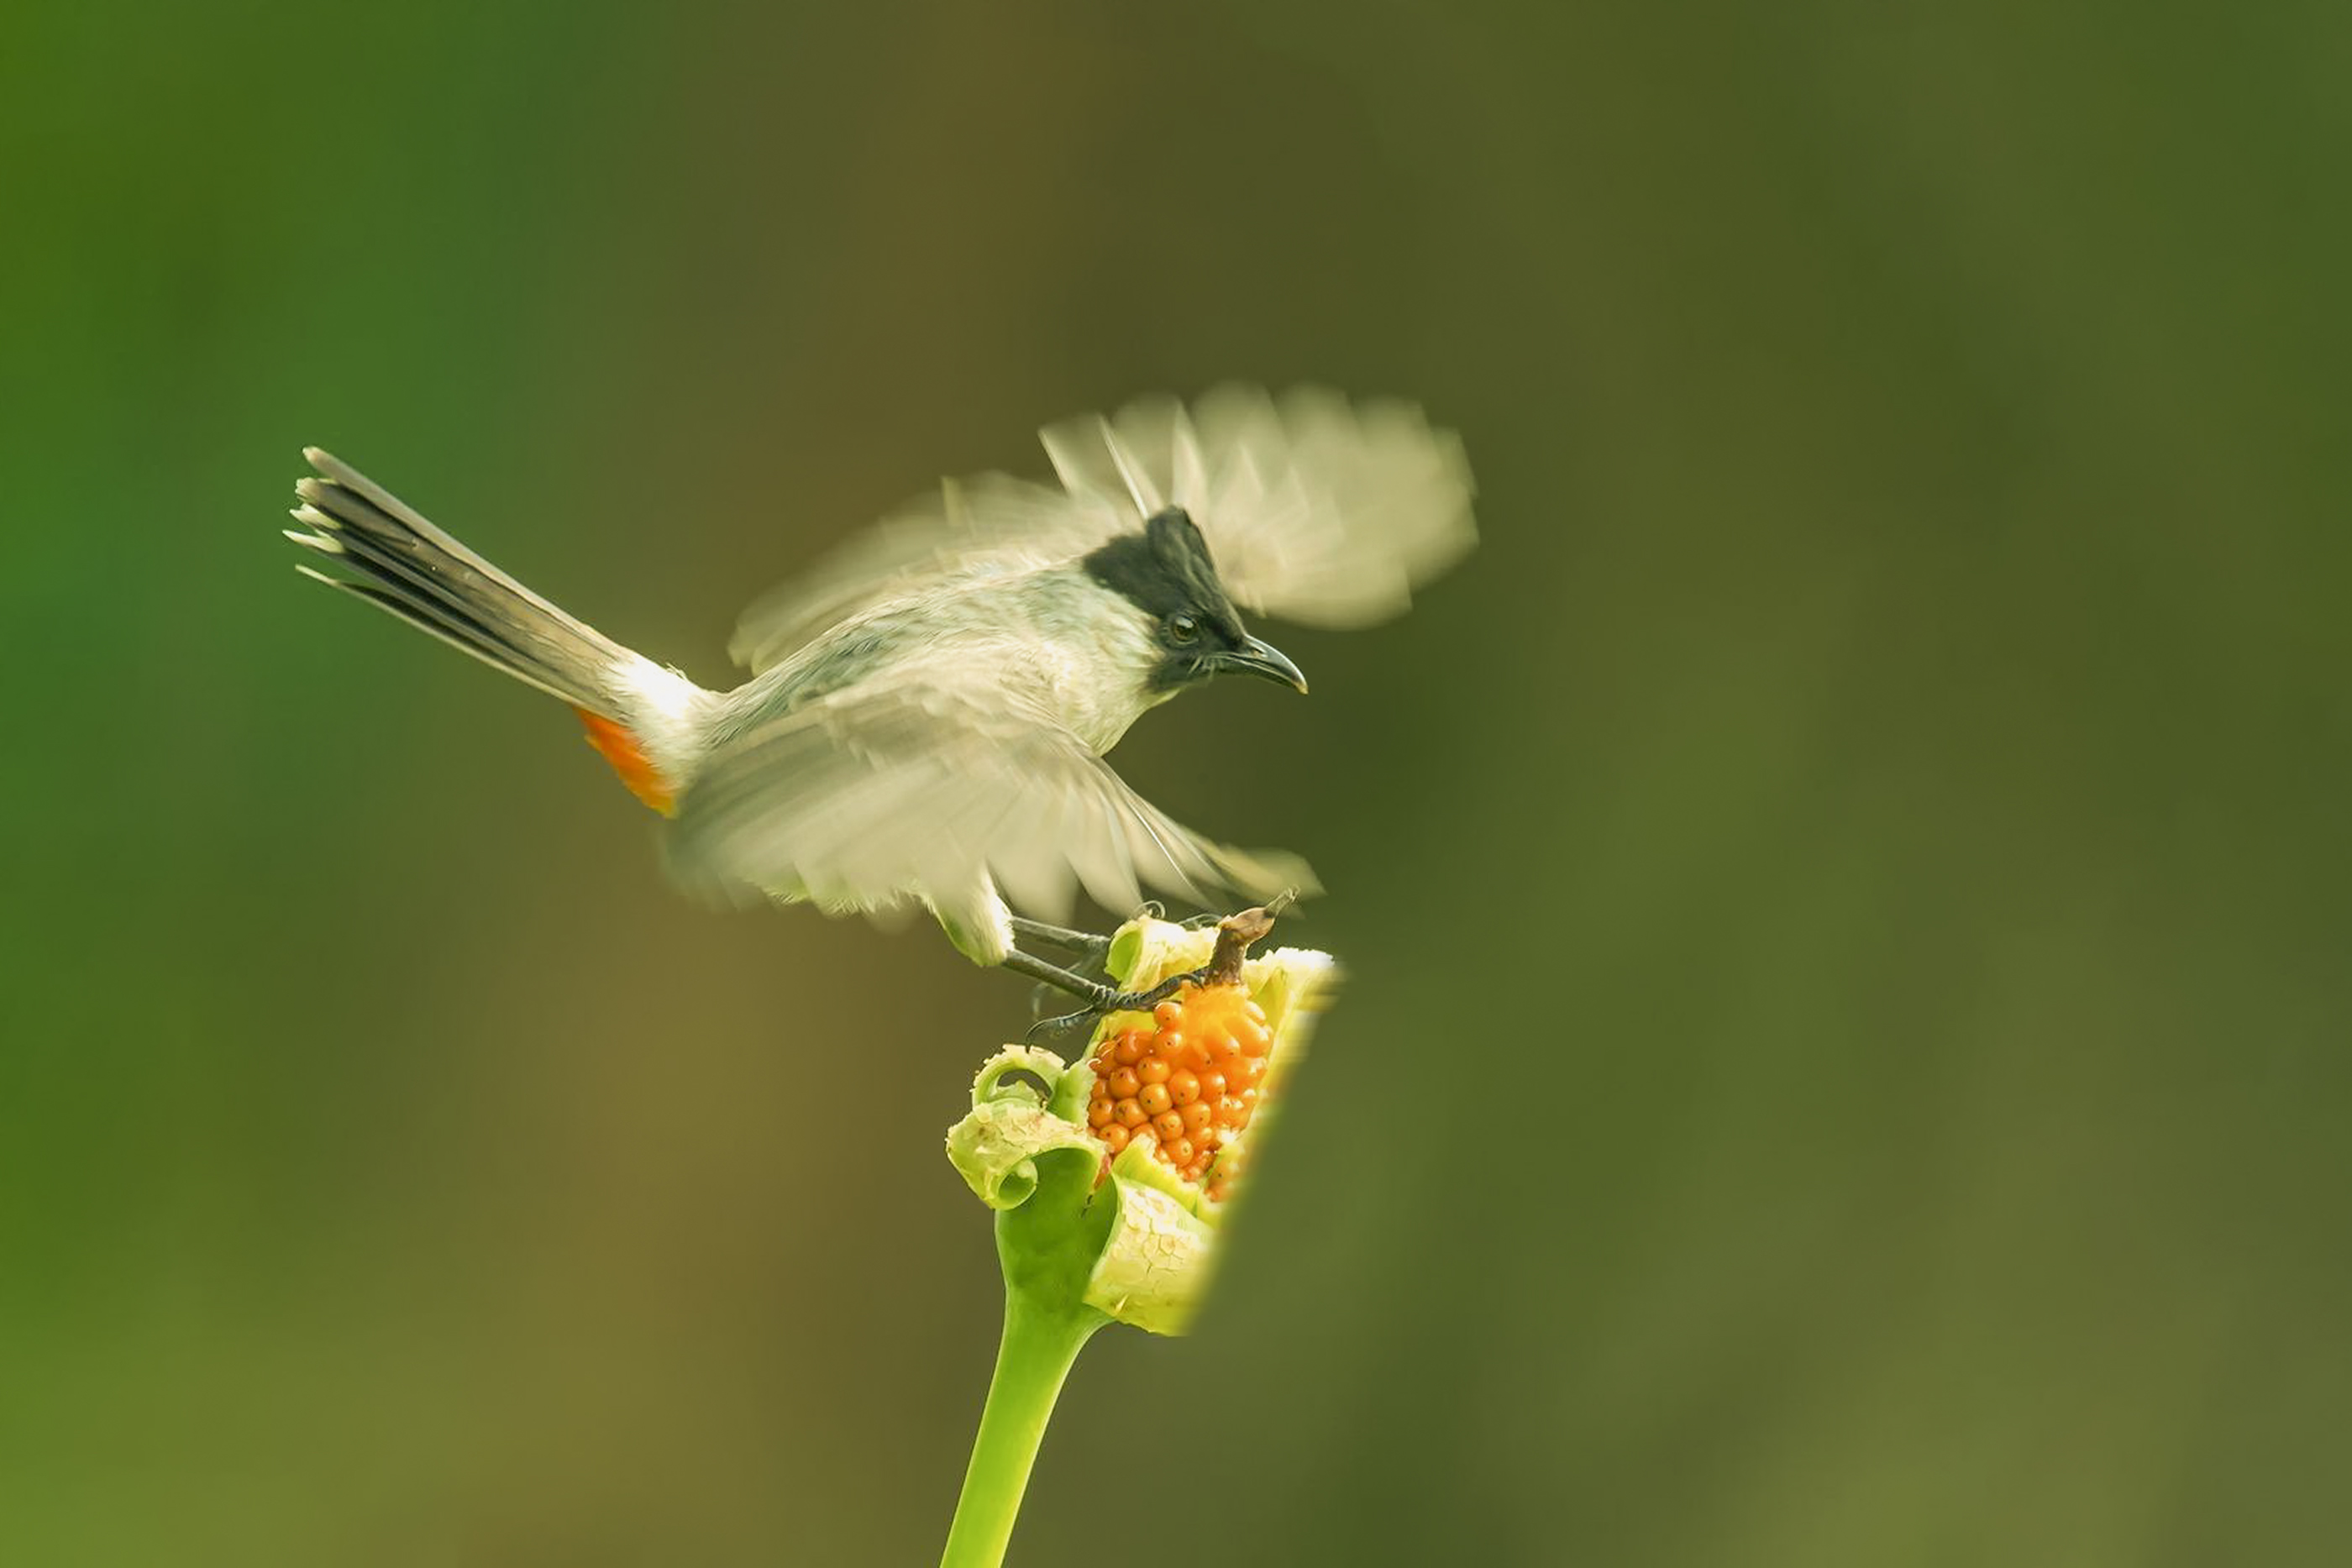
1166,612 -> 1200,644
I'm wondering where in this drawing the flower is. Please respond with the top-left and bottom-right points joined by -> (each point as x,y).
937,909 -> 1336,1567
945,910 -> 1336,1335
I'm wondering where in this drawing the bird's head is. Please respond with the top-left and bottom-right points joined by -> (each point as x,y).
1081,507 -> 1309,700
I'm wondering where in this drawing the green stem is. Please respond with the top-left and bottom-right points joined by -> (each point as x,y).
940,1292 -> 1103,1568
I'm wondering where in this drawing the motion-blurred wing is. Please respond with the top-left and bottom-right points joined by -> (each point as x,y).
729,473 -> 1127,674
732,385 -> 1475,671
667,661 -> 1317,923
1041,385 -> 1476,628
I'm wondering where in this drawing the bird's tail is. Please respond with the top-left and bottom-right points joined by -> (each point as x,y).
286,448 -> 701,815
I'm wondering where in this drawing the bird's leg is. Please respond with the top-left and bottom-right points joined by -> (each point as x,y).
1003,947 -> 1194,1036
1022,968 -> 1205,1040
1002,920 -> 1119,1018
1005,916 -> 1113,968
1000,948 -> 1122,1015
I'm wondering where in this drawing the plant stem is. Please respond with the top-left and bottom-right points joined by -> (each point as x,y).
940,1292 -> 1103,1568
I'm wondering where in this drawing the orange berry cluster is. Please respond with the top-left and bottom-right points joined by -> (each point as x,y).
1085,983 -> 1273,1204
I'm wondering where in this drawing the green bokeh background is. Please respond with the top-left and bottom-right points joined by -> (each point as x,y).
6,3 -> 2347,1563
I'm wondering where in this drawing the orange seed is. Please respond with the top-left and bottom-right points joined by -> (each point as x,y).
1080,978 -> 1284,1199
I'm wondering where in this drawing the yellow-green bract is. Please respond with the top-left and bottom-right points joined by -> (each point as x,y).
945,916 -> 1336,1334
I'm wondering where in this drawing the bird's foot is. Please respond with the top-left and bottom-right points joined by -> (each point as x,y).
1016,905 -> 1282,1040
1006,915 -> 1114,969
1025,968 -> 1209,1040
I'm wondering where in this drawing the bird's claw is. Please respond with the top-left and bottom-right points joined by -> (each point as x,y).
1025,1008 -> 1095,1041
1022,965 -> 1211,1041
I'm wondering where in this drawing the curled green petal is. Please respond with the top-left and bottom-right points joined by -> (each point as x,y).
1084,1177 -> 1218,1335
1104,919 -> 1217,995
948,1046 -> 1100,1210
969,1045 -> 1073,1104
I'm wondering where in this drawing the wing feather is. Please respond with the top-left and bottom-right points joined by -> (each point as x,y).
667,661 -> 1316,924
731,385 -> 1475,672
1047,385 -> 1477,627
729,475 -> 1126,674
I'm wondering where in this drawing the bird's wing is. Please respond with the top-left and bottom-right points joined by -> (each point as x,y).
730,474 -> 1128,674
666,658 -> 1317,924
732,385 -> 1476,671
1041,385 -> 1477,628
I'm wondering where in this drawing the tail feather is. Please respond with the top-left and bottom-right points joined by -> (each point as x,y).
287,449 -> 633,721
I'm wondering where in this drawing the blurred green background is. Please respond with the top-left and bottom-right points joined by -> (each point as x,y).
5,2 -> 2347,1563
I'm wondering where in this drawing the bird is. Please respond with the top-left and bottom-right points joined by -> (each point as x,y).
284,384 -> 1475,1012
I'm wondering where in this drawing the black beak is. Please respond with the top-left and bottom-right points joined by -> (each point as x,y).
1215,635 -> 1310,694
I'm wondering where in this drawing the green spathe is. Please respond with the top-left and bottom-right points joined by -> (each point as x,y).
937,912 -> 1334,1568
944,916 -> 1335,1331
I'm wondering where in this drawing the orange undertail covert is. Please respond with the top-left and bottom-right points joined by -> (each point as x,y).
575,709 -> 678,815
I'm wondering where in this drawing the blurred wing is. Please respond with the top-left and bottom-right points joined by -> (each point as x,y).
732,385 -> 1475,671
729,474 -> 1126,674
1042,384 -> 1478,628
667,662 -> 1317,923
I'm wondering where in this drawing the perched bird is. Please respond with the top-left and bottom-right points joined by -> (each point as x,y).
286,385 -> 1474,1009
